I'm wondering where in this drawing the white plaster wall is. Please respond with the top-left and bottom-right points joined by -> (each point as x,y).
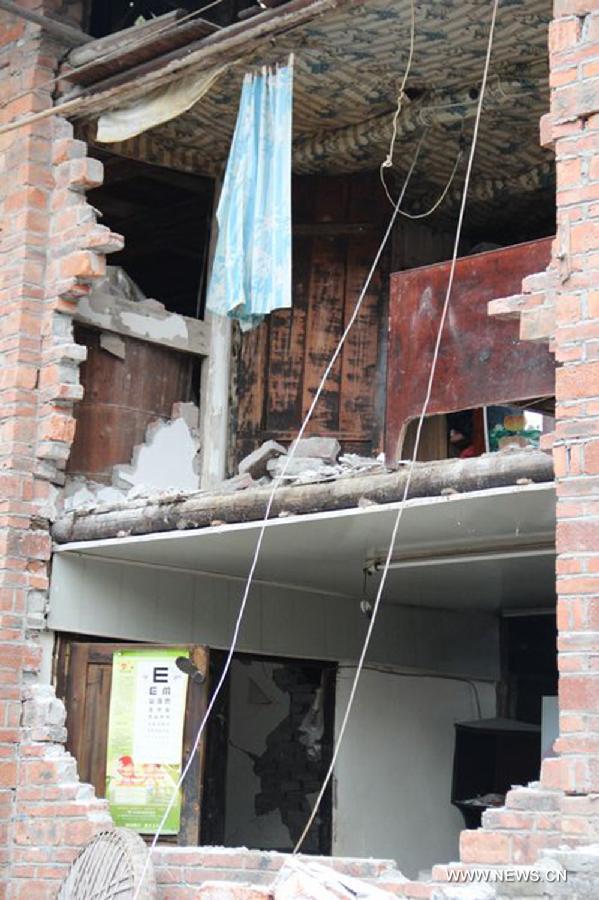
332,667 -> 496,879
49,554 -> 500,680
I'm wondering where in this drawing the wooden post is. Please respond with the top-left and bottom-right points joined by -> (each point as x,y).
200,180 -> 232,489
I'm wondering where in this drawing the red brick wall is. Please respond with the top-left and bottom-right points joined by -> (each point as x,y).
544,2 -> 599,816
453,0 -> 599,876
2,0 -> 599,895
0,3 -> 121,895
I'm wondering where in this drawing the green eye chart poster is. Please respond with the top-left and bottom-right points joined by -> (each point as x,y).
106,648 -> 188,834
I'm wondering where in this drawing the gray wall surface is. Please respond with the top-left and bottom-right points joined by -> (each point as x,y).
49,553 -> 500,679
333,667 -> 496,878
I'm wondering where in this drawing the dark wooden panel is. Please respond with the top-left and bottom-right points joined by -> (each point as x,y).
67,326 -> 193,479
236,321 -> 269,462
385,238 -> 555,462
264,234 -> 311,433
235,173 -> 387,460
179,646 -> 210,845
339,176 -> 386,438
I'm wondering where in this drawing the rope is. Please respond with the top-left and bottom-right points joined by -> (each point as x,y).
379,0 -> 415,206
292,0 -> 500,854
395,139 -> 463,220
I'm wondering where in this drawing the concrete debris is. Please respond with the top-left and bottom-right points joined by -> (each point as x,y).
64,437 -> 391,513
266,447 -> 387,485
90,264 -> 147,305
63,478 -> 126,512
217,472 -> 257,493
99,332 -> 126,359
267,456 -> 338,480
357,496 -> 379,509
273,860 -> 394,900
289,436 -> 340,463
339,453 -> 386,473
239,439 -> 287,479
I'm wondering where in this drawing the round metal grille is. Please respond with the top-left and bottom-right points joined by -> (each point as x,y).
57,828 -> 156,899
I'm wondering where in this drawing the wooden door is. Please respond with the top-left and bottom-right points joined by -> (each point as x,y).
58,641 -> 209,845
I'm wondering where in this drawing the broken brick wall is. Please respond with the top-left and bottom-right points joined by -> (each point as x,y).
0,2 -> 121,895
451,0 -> 599,877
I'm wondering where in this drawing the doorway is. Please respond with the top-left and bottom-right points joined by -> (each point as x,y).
203,654 -> 336,855
56,636 -> 335,853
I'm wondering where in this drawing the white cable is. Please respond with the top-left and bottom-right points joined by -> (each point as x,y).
131,115 -> 429,900
292,0 -> 500,853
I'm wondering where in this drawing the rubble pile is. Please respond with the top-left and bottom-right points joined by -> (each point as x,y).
62,437 -> 388,513
234,437 -> 388,489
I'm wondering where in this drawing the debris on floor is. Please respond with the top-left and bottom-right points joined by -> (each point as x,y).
273,859 -> 400,899
240,440 -> 389,487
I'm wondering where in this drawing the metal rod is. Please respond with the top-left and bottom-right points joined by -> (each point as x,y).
0,0 -> 92,46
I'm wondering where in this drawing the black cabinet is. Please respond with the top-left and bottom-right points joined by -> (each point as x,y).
451,718 -> 541,828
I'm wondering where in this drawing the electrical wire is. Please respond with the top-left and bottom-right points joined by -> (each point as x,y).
131,129 -> 428,900
395,139 -> 463,220
0,0 -> 226,115
292,0 -> 500,854
338,664 -> 484,721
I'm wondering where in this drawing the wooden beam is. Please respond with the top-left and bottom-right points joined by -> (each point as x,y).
100,153 -> 213,195
0,0 -> 339,137
68,10 -> 181,66
0,0 -> 92,46
293,222 -> 374,236
52,450 -> 554,544
200,181 -> 231,489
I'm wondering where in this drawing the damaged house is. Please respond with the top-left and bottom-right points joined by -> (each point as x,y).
1,0 -> 599,896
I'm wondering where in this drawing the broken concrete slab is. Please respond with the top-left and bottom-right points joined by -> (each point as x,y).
289,436 -> 340,463
339,453 -> 386,473
63,477 -> 126,512
217,472 -> 257,493
75,265 -> 210,356
239,440 -> 287,479
267,456 -> 335,479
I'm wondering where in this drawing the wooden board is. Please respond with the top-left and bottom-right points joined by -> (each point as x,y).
58,641 -> 209,844
235,172 -> 387,461
385,237 -> 555,462
67,326 -> 194,480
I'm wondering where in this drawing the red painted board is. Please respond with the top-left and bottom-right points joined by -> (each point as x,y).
385,237 -> 555,462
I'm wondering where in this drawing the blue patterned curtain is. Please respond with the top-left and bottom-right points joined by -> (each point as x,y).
206,61 -> 293,331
